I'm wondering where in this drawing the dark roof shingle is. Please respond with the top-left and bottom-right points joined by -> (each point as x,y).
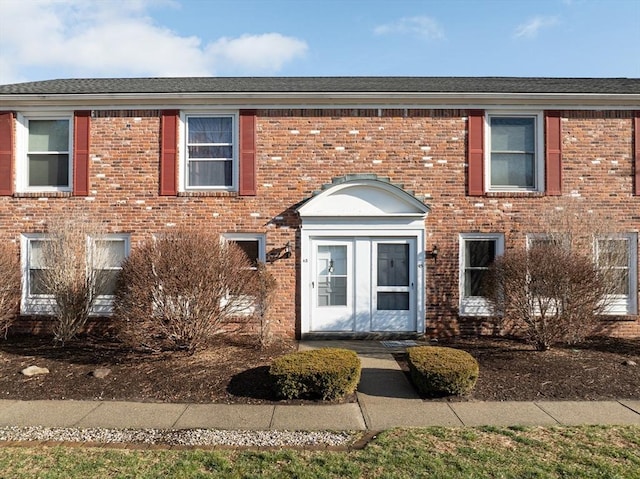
0,77 -> 638,95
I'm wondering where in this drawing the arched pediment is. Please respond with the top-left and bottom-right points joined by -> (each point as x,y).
297,177 -> 430,218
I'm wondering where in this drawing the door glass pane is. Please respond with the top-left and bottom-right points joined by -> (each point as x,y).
377,292 -> 409,310
317,245 -> 347,307
377,244 -> 409,286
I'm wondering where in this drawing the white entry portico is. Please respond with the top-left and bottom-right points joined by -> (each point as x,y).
297,177 -> 430,335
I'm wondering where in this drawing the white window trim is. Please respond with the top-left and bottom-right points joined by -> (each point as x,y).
222,233 -> 266,267
221,233 -> 266,315
91,234 -> 130,316
16,112 -> 74,193
459,233 -> 505,316
485,111 -> 544,193
179,111 -> 239,192
21,234 -> 54,315
596,233 -> 638,316
21,233 -> 129,316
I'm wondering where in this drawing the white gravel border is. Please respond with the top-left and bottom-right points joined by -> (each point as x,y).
0,426 -> 360,448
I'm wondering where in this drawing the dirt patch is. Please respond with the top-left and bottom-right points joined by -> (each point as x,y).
0,335 -> 638,403
0,334 -> 299,404
396,337 -> 640,401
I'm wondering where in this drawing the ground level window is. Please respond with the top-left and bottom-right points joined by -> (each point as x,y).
596,234 -> 637,315
223,234 -> 265,268
459,233 -> 504,316
21,234 -> 129,315
92,237 -> 129,296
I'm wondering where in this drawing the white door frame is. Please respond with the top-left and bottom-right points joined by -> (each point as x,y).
297,178 -> 430,336
300,220 -> 426,335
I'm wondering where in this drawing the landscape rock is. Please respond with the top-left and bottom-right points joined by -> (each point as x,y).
623,359 -> 637,367
21,366 -> 50,377
91,368 -> 112,379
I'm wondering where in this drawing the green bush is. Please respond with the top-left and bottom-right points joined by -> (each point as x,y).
407,346 -> 479,397
270,348 -> 361,401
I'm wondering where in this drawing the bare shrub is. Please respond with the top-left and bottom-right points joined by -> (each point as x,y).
0,242 -> 20,337
486,202 -> 628,350
254,261 -> 277,348
38,218 -> 113,344
114,229 -> 259,353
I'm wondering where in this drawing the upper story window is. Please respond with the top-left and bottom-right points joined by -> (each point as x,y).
17,114 -> 73,192
181,113 -> 237,191
487,113 -> 543,192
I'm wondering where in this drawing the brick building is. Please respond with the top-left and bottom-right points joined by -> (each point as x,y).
0,77 -> 639,338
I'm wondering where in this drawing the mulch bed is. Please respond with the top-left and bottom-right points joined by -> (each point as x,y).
395,337 -> 640,401
0,334 -> 638,403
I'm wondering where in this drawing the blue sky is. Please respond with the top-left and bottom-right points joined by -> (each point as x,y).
0,0 -> 638,85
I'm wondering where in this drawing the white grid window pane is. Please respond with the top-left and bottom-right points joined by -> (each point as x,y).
186,116 -> 234,188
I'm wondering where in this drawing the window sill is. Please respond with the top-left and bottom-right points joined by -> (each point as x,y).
14,191 -> 73,198
177,191 -> 238,197
483,191 -> 545,198
599,314 -> 638,321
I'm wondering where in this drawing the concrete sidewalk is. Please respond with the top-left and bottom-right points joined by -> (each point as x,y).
0,341 -> 638,432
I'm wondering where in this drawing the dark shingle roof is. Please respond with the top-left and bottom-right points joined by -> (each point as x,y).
0,77 -> 639,95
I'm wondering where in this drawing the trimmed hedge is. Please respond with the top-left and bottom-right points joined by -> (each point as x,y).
269,348 -> 361,401
407,346 -> 479,397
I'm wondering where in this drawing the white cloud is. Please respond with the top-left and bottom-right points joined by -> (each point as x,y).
0,0 -> 308,84
207,34 -> 308,72
514,15 -> 560,39
374,16 -> 444,40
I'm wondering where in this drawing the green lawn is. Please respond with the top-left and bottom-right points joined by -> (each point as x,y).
0,426 -> 639,479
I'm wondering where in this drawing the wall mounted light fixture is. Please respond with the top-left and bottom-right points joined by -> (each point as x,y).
267,241 -> 292,262
428,245 -> 439,261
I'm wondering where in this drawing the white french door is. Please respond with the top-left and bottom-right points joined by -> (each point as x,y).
310,237 -> 416,333
371,239 -> 416,331
310,239 -> 354,331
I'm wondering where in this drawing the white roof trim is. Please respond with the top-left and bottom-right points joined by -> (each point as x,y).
297,179 -> 430,218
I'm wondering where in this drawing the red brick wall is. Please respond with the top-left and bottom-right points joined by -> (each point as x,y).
1,108 -> 638,338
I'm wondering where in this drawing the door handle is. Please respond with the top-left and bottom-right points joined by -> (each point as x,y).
312,281 -> 315,288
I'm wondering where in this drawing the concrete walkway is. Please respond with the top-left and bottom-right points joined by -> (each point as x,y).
0,341 -> 638,432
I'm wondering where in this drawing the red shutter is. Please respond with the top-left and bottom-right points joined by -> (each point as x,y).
634,111 -> 640,196
545,111 -> 562,196
73,111 -> 91,196
160,110 -> 179,196
0,111 -> 14,196
467,110 -> 484,196
239,110 -> 257,196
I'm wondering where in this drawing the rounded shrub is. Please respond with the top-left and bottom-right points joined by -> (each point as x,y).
407,346 -> 479,397
269,348 -> 361,401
